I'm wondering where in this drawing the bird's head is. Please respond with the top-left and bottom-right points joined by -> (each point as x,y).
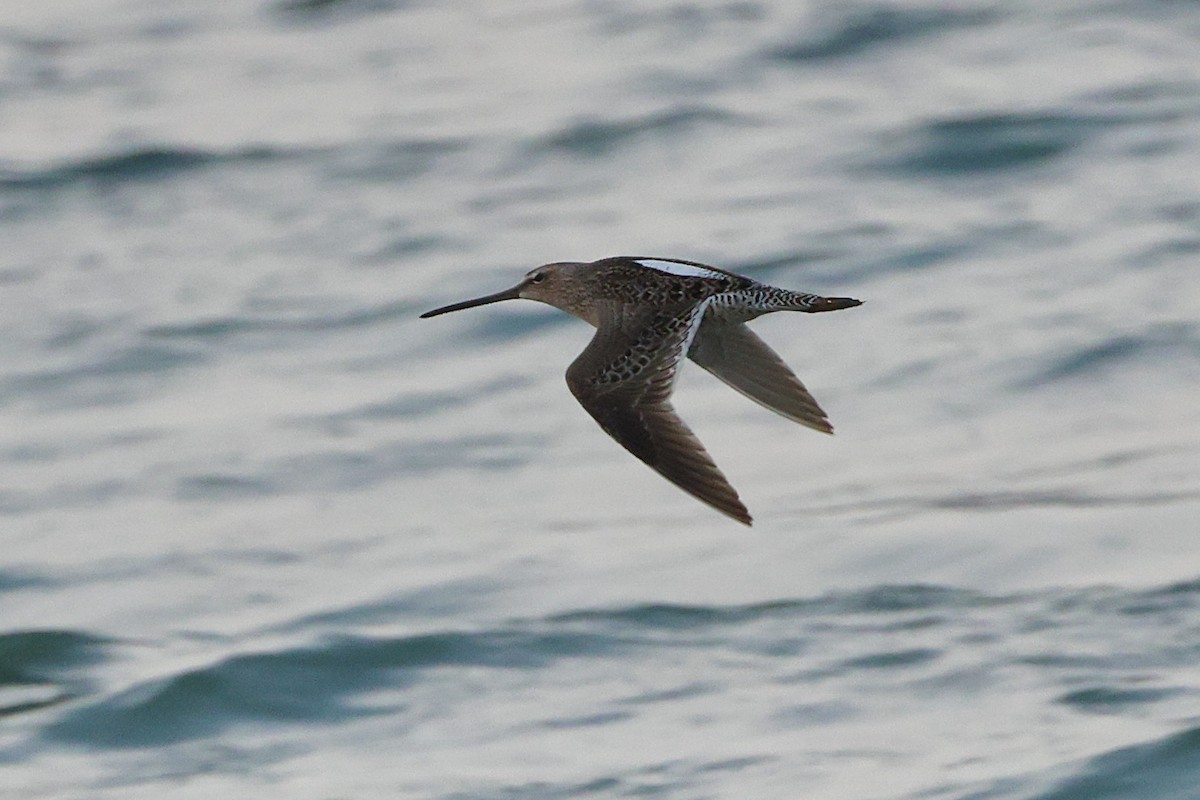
420,261 -> 587,319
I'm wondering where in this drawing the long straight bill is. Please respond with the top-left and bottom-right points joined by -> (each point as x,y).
420,285 -> 522,318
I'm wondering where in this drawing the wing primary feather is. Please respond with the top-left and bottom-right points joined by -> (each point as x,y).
566,301 -> 752,525
689,318 -> 834,434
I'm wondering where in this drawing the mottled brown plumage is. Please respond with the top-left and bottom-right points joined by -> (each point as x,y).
421,256 -> 862,525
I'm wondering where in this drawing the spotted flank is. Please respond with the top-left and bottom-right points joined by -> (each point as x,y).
632,258 -> 728,281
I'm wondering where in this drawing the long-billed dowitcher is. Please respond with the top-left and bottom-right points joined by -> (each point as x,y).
420,256 -> 862,525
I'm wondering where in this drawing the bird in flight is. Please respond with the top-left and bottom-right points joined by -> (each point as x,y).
421,256 -> 861,525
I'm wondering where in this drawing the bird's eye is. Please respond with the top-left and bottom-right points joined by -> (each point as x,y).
530,272 -> 546,284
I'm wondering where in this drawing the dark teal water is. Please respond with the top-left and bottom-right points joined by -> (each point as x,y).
3,1 -> 1200,798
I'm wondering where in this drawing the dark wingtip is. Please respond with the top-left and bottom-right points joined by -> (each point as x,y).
709,492 -> 754,526
722,506 -> 753,526
727,499 -> 754,526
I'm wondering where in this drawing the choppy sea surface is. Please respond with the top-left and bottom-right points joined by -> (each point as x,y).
3,1 -> 1200,798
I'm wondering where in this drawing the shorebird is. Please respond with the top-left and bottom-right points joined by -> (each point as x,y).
420,256 -> 861,525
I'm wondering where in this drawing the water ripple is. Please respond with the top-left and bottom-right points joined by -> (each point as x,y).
0,630 -> 109,719
1031,725 -> 1200,800
535,107 -> 747,159
878,112 -> 1105,175
143,299 -> 422,341
0,146 -> 283,191
549,585 -> 993,629
768,5 -> 994,62
175,433 -> 539,501
1017,323 -> 1200,388
0,343 -> 202,409
1057,685 -> 1183,714
43,629 -> 624,748
270,0 -> 409,24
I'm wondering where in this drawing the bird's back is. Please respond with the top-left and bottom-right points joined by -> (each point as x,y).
584,257 -> 752,310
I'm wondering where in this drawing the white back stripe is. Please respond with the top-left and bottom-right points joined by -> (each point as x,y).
633,259 -> 725,280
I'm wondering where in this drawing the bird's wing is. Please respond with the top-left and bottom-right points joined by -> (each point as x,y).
565,300 -> 751,526
688,317 -> 833,434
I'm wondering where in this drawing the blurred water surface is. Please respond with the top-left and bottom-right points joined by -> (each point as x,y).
2,1 -> 1200,798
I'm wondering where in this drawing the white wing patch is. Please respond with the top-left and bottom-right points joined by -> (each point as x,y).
633,259 -> 726,280
681,297 -> 713,355
672,298 -> 713,389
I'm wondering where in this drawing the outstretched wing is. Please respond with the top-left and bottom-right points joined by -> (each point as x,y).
688,317 -> 834,434
565,300 -> 751,526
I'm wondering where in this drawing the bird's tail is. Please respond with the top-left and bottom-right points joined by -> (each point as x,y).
785,291 -> 863,313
